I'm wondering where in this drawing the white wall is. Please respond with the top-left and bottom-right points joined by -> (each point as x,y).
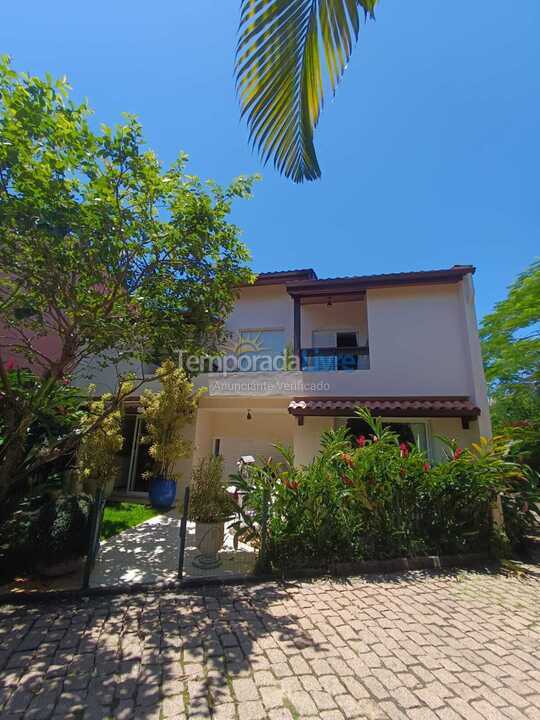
191,409 -> 295,479
200,281 -> 480,399
301,299 -> 368,346
293,417 -> 334,465
429,417 -> 481,462
459,275 -> 492,437
365,284 -> 473,396
227,285 -> 293,341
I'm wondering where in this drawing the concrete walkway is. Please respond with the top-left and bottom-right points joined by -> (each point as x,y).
90,514 -> 256,588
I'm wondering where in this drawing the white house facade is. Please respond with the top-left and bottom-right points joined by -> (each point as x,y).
109,264 -> 491,498
178,265 -> 491,486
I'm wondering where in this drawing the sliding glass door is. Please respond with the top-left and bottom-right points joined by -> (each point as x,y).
116,412 -> 152,496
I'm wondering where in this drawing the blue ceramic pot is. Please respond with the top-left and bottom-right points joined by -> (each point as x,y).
149,474 -> 176,509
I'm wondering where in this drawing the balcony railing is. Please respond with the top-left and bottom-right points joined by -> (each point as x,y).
301,346 -> 370,371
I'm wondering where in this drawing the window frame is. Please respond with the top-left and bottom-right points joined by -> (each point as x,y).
233,327 -> 287,372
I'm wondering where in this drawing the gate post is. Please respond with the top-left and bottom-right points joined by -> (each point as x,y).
178,485 -> 190,579
82,487 -> 105,591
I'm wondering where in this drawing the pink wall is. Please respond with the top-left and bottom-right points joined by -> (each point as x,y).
0,319 -> 62,376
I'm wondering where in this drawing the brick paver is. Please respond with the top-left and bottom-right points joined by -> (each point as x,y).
0,568 -> 539,719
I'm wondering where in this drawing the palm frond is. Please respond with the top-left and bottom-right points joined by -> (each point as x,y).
236,0 -> 378,182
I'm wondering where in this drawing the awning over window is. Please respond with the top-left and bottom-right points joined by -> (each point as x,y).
288,396 -> 481,419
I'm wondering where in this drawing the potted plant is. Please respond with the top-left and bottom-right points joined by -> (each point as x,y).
189,455 -> 234,568
140,360 -> 204,509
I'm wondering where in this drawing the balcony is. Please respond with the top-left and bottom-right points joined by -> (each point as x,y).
301,346 -> 370,371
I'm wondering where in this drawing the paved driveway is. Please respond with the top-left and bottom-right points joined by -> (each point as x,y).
0,567 -> 539,719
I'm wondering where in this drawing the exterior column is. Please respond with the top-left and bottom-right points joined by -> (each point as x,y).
293,295 -> 301,368
174,408 -> 210,500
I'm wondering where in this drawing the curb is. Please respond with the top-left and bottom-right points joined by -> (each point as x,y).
0,553 -> 495,606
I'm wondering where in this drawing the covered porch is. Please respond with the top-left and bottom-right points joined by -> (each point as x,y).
288,395 -> 482,463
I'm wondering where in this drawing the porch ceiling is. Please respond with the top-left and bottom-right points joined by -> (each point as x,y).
288,396 -> 481,419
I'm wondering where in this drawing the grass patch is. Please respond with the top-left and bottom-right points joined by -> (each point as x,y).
101,502 -> 161,540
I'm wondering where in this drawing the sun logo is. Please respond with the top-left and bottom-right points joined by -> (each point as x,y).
223,331 -> 267,356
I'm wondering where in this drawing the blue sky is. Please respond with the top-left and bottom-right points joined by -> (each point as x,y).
1,1 -> 538,319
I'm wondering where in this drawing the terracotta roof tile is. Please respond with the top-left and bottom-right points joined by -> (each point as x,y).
288,397 -> 480,418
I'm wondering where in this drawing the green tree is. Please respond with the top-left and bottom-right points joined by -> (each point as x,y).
0,57 -> 255,500
236,0 -> 378,182
480,260 -> 540,468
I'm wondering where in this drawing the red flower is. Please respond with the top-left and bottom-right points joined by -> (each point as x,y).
356,435 -> 366,447
453,448 -> 463,460
399,442 -> 409,458
341,475 -> 353,486
284,479 -> 299,491
4,357 -> 15,371
423,463 -> 431,472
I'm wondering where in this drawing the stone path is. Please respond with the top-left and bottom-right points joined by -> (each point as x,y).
1,567 -> 539,719
90,515 -> 256,588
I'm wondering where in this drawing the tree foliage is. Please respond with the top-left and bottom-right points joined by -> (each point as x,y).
0,57 -> 256,498
236,0 -> 378,182
481,259 -> 540,393
139,360 -> 204,481
74,388 -> 128,496
480,260 -> 540,470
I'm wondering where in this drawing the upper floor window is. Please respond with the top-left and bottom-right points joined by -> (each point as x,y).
225,329 -> 286,372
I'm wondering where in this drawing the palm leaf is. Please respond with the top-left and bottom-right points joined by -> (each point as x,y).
236,0 -> 378,182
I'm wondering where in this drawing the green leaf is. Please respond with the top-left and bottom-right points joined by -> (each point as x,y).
236,0 -> 377,182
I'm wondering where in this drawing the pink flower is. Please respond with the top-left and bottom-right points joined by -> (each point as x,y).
4,357 -> 15,371
453,448 -> 463,460
399,442 -> 409,458
356,435 -> 366,447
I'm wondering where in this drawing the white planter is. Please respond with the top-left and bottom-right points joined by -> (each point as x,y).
193,522 -> 225,569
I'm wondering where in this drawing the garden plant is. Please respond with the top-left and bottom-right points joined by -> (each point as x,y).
231,409 -> 538,573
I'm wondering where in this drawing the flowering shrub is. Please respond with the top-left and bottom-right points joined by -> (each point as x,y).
233,409 -> 535,572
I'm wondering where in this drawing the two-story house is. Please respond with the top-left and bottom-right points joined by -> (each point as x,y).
161,264 -> 491,490
2,263 -> 492,500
